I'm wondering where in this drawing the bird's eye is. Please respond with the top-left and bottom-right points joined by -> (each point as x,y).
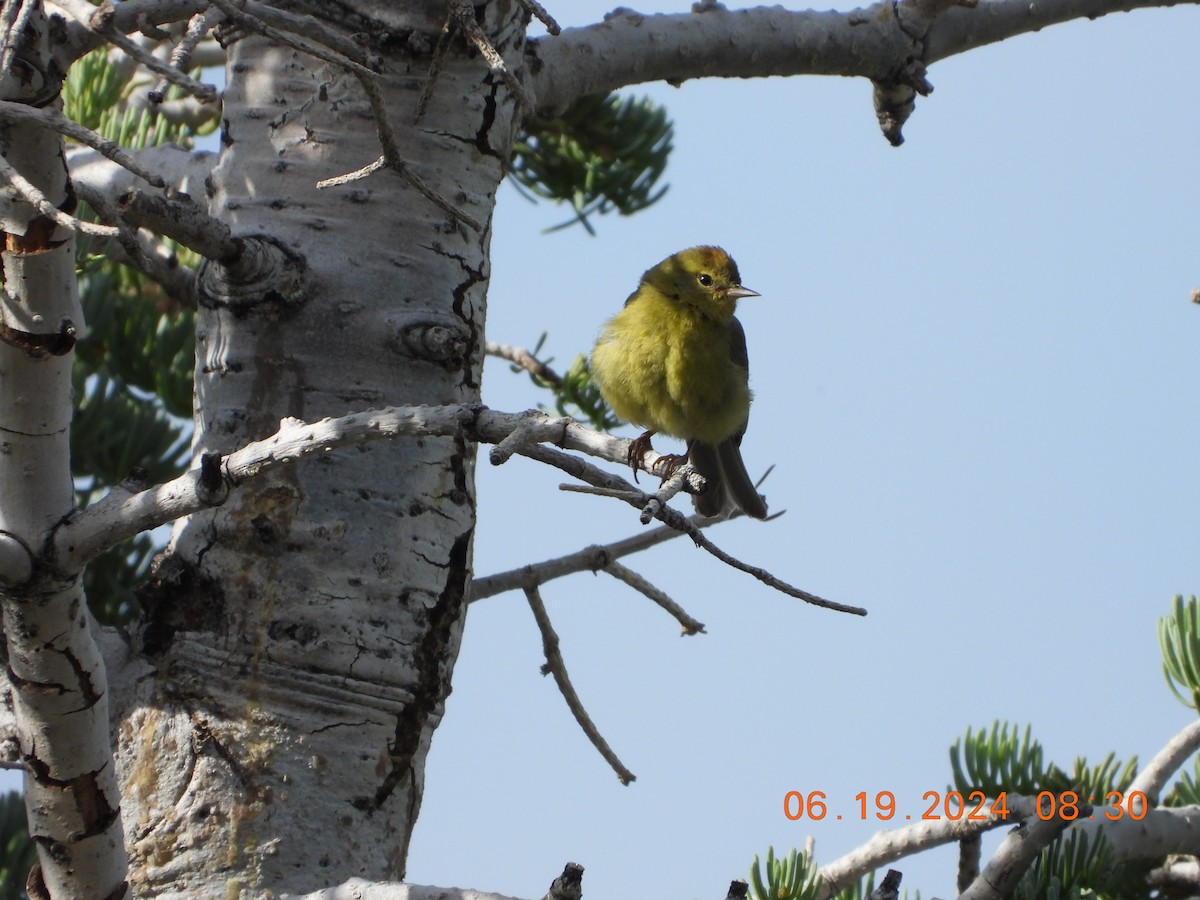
698,273 -> 713,286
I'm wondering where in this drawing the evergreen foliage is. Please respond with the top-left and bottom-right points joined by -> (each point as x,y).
0,792 -> 33,900
64,48 -> 211,622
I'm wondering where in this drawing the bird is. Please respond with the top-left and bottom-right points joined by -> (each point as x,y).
590,245 -> 768,519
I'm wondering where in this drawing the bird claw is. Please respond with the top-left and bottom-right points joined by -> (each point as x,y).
653,453 -> 689,480
626,431 -> 687,485
626,431 -> 657,483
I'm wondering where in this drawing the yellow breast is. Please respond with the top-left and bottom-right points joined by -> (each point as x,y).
591,293 -> 750,445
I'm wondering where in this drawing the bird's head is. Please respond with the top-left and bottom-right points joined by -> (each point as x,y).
641,245 -> 759,323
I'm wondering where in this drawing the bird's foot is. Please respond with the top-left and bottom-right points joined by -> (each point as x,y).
626,431 -> 657,483
653,453 -> 690,480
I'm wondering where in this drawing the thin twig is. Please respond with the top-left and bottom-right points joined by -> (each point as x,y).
207,0 -> 377,78
315,155 -> 386,190
470,514 -> 728,601
362,72 -> 483,232
525,586 -> 636,785
516,0 -> 561,35
450,2 -> 530,114
639,466 -> 696,524
148,7 -> 222,103
56,0 -> 218,102
604,559 -> 705,634
313,72 -> 482,232
518,442 -> 866,617
240,0 -> 380,69
413,12 -> 453,125
74,182 -> 197,308
0,153 -> 119,237
379,154 -> 482,231
74,182 -> 153,271
0,0 -> 39,81
485,340 -> 563,386
681,514 -> 865,615
0,99 -> 166,188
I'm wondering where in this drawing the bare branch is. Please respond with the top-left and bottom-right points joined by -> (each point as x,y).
68,143 -> 216,204
148,7 -> 222,103
117,187 -> 242,261
1130,719 -> 1200,802
517,0 -> 560,35
957,831 -> 982,895
450,2 -> 530,115
485,340 -> 563,387
1147,856 -> 1200,895
207,0 -> 377,78
470,514 -> 726,600
604,559 -> 706,635
74,182 -> 197,307
0,152 -> 118,236
819,800 -> 1029,896
51,406 -> 466,572
527,6 -> 910,113
413,10 -> 453,125
57,407 -> 859,619
512,441 -> 865,616
0,99 -> 166,188
526,0 -> 1196,141
923,0 -> 1193,61
236,0 -> 380,69
470,526 -> 707,634
0,0 -> 39,80
957,798 -> 1075,899
55,0 -> 219,102
525,586 -> 636,785
52,0 -> 207,63
315,155 -> 387,190
489,410 -> 571,465
90,0 -> 207,36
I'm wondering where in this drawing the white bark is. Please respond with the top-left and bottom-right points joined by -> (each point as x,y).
104,4 -> 523,893
1,0 -> 1195,896
526,0 -> 1198,126
0,6 -> 127,896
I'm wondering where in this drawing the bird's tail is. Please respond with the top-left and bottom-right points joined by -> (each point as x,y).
688,439 -> 768,520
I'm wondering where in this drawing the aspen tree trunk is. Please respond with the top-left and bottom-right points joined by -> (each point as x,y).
0,4 -> 128,896
108,5 -> 524,893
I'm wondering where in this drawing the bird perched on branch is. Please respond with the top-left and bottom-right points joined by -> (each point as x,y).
590,245 -> 768,519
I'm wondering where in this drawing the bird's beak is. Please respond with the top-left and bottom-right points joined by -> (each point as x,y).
725,286 -> 760,300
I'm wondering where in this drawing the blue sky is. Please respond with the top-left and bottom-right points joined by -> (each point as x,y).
408,2 -> 1200,898
3,3 -> 1195,898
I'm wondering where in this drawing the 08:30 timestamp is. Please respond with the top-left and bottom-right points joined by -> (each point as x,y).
783,790 -> 1151,823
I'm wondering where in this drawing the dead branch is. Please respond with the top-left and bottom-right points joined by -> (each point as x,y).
525,586 -> 636,785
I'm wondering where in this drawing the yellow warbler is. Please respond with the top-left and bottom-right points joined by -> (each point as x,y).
591,246 -> 768,519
